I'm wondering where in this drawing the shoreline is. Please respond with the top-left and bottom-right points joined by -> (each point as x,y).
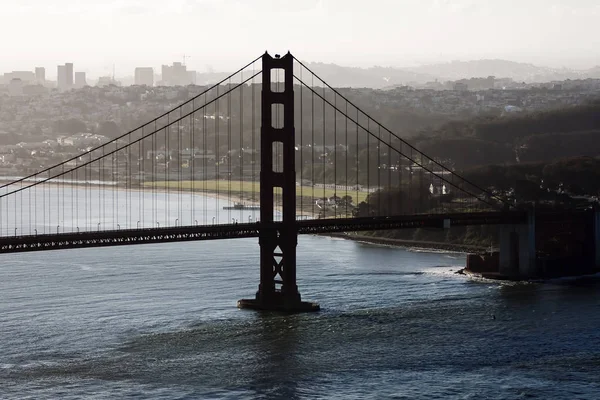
324,232 -> 487,254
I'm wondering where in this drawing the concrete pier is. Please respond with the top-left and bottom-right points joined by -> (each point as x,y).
594,209 -> 600,270
498,211 -> 536,278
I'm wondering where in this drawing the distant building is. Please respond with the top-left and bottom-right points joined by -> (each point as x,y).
23,84 -> 47,96
160,62 -> 194,86
134,67 -> 154,86
35,67 -> 45,85
75,72 -> 87,88
96,76 -> 121,87
453,82 -> 468,92
187,70 -> 196,85
57,65 -> 66,90
3,71 -> 35,85
57,63 -> 73,90
8,78 -> 23,96
65,63 -> 73,87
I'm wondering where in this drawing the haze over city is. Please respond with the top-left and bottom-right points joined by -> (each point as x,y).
2,0 -> 600,78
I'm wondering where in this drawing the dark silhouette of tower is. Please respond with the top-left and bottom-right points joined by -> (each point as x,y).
238,52 -> 319,312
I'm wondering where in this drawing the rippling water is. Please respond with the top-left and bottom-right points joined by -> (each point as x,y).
2,233 -> 600,399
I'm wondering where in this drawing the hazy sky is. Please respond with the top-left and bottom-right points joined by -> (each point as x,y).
2,0 -> 600,78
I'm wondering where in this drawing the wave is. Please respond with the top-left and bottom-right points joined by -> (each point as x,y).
407,247 -> 467,255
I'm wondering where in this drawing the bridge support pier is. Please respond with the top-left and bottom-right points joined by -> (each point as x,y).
498,210 -> 536,278
594,208 -> 600,270
238,52 -> 319,313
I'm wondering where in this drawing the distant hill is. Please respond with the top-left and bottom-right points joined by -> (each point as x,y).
415,102 -> 600,168
193,59 -> 600,89
286,60 -> 600,88
405,59 -> 558,82
195,71 -> 235,86
298,62 -> 437,89
405,59 -> 600,83
194,63 -> 437,89
584,66 -> 600,79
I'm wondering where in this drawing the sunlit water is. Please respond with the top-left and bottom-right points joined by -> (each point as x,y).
1,190 -> 600,399
0,184 -> 270,236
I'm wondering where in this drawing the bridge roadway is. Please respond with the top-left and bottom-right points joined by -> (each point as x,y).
0,210 -> 581,254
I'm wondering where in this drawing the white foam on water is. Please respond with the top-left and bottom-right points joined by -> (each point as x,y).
420,265 -> 467,278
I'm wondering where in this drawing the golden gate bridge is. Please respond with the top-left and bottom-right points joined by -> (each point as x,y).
0,52 -> 597,311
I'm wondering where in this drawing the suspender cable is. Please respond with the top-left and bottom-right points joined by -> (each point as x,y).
311,74 -> 315,218
299,64 -> 303,218
378,125 -> 381,216
166,115 -> 169,227
203,92 -> 207,225
322,84 -> 326,217
251,63 -> 256,221
178,108 -> 182,226
151,122 -> 156,228
388,129 -> 392,215
177,109 -> 181,226
239,71 -> 244,220
228,78 -> 232,222
114,140 -> 117,230
191,99 -> 195,226
345,99 -> 348,218
127,132 -> 130,229
356,106 -> 359,214
334,92 -> 338,219
215,85 -> 220,224
367,118 -> 370,212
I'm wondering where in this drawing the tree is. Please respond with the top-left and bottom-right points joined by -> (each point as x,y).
54,118 -> 87,135
97,121 -> 122,139
341,195 -> 353,205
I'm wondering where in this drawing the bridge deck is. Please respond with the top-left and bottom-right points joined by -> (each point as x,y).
0,211 -> 537,254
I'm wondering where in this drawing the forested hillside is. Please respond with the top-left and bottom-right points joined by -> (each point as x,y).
415,102 -> 600,168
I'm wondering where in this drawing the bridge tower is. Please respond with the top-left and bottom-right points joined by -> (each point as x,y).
238,52 -> 319,312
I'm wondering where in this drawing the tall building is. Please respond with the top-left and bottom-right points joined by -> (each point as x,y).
161,65 -> 170,85
35,67 -> 45,84
134,67 -> 154,86
75,72 -> 87,88
65,63 -> 73,88
57,65 -> 67,90
57,63 -> 73,90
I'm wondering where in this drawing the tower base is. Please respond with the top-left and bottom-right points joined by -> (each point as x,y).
237,294 -> 320,313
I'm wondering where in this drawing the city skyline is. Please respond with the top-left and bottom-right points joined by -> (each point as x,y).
1,0 -> 600,78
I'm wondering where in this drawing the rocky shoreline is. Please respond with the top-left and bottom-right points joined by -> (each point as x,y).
323,233 -> 600,283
